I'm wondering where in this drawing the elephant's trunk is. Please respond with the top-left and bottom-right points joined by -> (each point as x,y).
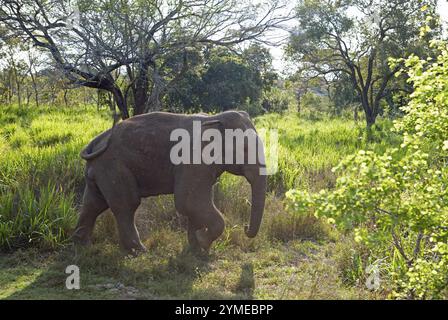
245,172 -> 267,238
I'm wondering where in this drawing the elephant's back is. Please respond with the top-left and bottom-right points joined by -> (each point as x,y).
103,113 -> 185,194
110,113 -> 181,155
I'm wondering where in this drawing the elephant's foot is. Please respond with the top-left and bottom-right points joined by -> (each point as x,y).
72,227 -> 93,246
187,226 -> 202,253
187,239 -> 201,254
195,228 -> 212,252
121,239 -> 147,256
73,236 -> 92,247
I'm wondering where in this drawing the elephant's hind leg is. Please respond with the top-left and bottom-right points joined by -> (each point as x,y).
96,169 -> 146,254
73,183 -> 108,246
114,207 -> 146,255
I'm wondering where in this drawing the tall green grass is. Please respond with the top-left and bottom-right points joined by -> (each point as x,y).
254,113 -> 400,192
0,105 -> 110,250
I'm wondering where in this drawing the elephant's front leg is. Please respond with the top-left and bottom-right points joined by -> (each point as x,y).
175,170 -> 225,252
187,220 -> 201,251
194,208 -> 225,251
176,194 -> 225,252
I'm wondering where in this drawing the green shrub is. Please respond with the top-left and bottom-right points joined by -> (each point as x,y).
333,237 -> 372,287
262,87 -> 294,114
286,40 -> 448,299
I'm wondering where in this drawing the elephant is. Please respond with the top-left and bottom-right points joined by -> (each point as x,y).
73,110 -> 267,254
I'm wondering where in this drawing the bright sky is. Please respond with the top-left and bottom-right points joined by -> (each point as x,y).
269,1 -> 448,73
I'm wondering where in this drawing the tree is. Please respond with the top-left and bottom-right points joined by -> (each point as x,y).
164,45 -> 276,114
1,0 -> 292,119
164,48 -> 205,112
0,35 -> 28,107
200,47 -> 263,112
242,43 -> 277,91
331,72 -> 361,117
25,46 -> 40,107
286,0 -> 439,127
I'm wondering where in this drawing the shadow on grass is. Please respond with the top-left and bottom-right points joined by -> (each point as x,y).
234,263 -> 255,299
2,242 -> 255,300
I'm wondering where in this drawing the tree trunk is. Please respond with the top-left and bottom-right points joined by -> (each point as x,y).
64,90 -> 69,108
8,49 -> 21,107
146,88 -> 163,112
28,52 -> 39,107
31,73 -> 39,107
144,67 -> 164,113
96,90 -> 101,110
365,111 -> 377,128
107,93 -> 115,112
7,71 -> 12,105
25,87 -> 30,106
111,87 -> 129,119
360,91 -> 377,128
133,62 -> 150,115
13,66 -> 21,108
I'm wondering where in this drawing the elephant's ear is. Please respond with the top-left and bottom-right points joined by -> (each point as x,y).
202,119 -> 224,134
202,120 -> 222,127
238,111 -> 250,120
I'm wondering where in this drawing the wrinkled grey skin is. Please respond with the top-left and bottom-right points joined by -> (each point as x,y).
73,111 -> 267,254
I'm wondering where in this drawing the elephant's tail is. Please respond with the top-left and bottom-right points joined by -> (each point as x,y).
81,112 -> 122,160
80,129 -> 112,160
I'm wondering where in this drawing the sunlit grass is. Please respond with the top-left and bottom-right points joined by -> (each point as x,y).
0,104 -> 110,250
255,112 -> 400,192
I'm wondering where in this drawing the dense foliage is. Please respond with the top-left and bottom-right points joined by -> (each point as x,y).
165,46 -> 272,115
287,40 -> 448,299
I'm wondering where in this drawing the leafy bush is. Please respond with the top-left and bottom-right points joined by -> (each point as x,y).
239,98 -> 264,117
299,92 -> 333,118
261,87 -> 294,114
286,40 -> 448,299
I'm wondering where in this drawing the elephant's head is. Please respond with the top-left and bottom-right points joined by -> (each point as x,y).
203,111 -> 267,238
